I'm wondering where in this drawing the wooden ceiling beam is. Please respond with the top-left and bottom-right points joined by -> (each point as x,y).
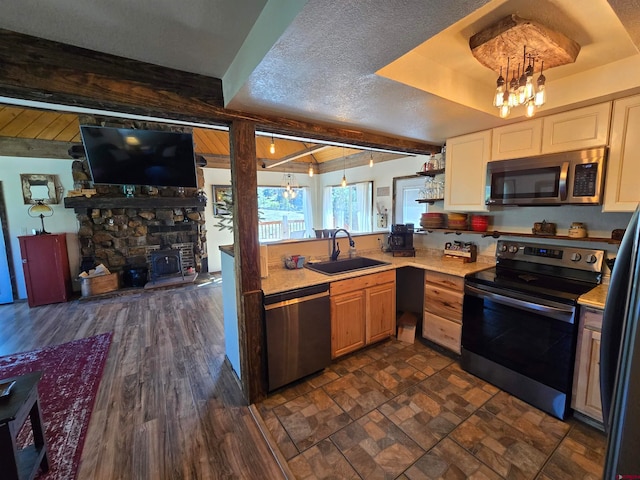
265,145 -> 331,168
0,29 -> 439,155
0,136 -> 76,159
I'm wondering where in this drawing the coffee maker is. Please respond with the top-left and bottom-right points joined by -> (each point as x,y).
388,224 -> 415,256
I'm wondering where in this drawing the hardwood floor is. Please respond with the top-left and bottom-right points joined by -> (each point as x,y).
0,276 -> 286,480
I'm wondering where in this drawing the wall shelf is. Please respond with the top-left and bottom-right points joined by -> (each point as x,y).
416,169 -> 445,177
416,198 -> 444,204
63,195 -> 206,212
415,228 -> 621,244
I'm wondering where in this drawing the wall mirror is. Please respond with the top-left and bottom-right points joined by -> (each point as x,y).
20,174 -> 60,204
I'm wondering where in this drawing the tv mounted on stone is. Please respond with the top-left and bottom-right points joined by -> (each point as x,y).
80,125 -> 198,188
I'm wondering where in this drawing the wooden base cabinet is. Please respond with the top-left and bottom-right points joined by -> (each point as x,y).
367,282 -> 396,344
422,271 -> 464,354
572,307 -> 604,423
330,270 -> 395,359
18,234 -> 71,307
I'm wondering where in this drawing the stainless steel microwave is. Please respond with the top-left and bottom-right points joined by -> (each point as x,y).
486,147 -> 606,206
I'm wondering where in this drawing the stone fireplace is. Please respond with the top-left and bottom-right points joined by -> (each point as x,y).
66,199 -> 206,278
64,157 -> 207,283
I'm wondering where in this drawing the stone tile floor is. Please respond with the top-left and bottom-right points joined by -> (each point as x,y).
256,338 -> 606,479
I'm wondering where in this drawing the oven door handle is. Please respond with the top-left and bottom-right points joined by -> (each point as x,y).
465,284 -> 576,323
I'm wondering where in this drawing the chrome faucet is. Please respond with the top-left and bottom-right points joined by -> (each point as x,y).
331,228 -> 355,261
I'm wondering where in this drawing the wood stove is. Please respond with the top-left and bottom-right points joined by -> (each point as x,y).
149,249 -> 184,283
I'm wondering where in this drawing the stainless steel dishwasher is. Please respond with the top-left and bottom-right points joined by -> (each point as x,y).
264,283 -> 331,391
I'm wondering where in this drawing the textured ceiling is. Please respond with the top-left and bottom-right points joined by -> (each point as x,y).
1,0 -> 640,147
0,0 -> 268,79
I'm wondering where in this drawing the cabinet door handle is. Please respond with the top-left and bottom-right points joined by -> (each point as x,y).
22,259 -> 27,264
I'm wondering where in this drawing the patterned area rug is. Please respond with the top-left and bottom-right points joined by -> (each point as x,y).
0,333 -> 112,480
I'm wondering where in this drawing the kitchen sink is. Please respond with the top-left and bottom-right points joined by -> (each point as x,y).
305,256 -> 391,275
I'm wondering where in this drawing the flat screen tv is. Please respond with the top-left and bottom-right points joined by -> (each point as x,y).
80,125 -> 198,187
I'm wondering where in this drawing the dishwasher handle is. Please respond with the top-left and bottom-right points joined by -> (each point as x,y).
264,290 -> 329,310
263,283 -> 330,306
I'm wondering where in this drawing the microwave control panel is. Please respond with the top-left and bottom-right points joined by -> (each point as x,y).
573,163 -> 598,197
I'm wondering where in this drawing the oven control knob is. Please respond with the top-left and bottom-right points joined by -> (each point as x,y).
499,244 -> 508,252
585,254 -> 598,264
508,245 -> 518,253
570,253 -> 582,262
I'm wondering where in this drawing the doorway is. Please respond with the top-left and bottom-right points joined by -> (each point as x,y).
0,182 -> 14,303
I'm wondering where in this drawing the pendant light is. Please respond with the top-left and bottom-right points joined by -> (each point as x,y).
341,148 -> 347,187
535,61 -> 546,106
269,134 -> 275,155
493,66 -> 505,107
308,162 -> 314,177
282,172 -> 298,199
369,152 -> 374,168
493,47 -> 547,118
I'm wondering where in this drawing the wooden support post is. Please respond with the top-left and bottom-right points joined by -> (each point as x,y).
229,120 -> 267,404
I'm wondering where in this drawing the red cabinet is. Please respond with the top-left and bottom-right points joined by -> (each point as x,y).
18,234 -> 71,307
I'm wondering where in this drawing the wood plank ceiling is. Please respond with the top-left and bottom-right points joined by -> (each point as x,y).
0,105 -> 401,172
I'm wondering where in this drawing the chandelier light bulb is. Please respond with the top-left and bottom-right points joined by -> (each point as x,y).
493,67 -> 505,107
526,100 -> 536,117
535,61 -> 547,106
494,49 -> 546,118
524,76 -> 534,101
535,84 -> 546,107
499,102 -> 511,118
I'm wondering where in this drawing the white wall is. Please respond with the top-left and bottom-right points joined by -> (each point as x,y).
204,153 -> 632,271
0,156 -> 79,299
202,167 -> 317,272
318,154 -> 432,228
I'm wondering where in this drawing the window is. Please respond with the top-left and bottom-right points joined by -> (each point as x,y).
394,176 -> 427,226
323,181 -> 373,233
257,186 -> 313,241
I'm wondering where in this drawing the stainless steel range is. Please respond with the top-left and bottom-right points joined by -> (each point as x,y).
462,240 -> 604,419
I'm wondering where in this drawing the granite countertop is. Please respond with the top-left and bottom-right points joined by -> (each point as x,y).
260,252 -> 494,296
578,283 -> 608,310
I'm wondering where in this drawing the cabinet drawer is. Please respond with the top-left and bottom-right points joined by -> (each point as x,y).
424,285 -> 463,322
424,271 -> 464,291
330,270 -> 395,296
422,311 -> 461,354
583,307 -> 603,331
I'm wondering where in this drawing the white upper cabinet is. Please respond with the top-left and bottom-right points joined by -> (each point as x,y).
444,130 -> 491,212
541,102 -> 611,154
491,118 -> 542,160
603,94 -> 640,212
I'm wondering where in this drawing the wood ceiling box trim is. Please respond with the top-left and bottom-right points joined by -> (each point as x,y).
469,15 -> 581,72
0,29 -> 438,155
